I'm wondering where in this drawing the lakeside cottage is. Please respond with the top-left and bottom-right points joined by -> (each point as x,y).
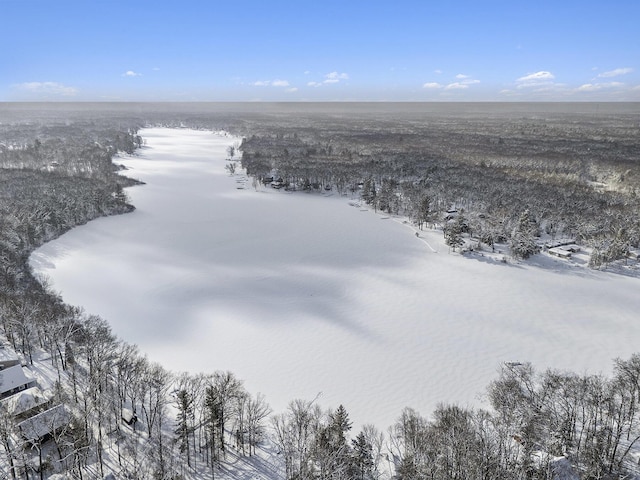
0,346 -> 20,370
17,404 -> 70,444
0,364 -> 37,399
548,247 -> 572,259
1,386 -> 50,419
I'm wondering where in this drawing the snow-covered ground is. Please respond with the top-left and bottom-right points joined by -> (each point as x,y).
30,127 -> 640,431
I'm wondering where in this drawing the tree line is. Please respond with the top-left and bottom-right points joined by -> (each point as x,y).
2,105 -> 640,478
239,117 -> 640,266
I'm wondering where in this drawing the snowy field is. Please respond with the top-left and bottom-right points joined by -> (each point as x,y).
30,127 -> 640,431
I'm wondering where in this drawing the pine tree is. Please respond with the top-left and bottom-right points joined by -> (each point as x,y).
204,385 -> 221,472
444,210 -> 466,252
362,177 -> 377,207
174,389 -> 194,468
604,228 -> 630,264
315,405 -> 353,478
510,209 -> 539,259
416,195 -> 431,229
351,432 -> 374,480
377,178 -> 398,214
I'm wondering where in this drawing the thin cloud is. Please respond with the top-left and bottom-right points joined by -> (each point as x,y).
517,71 -> 554,82
306,72 -> 349,87
422,82 -> 442,89
577,82 -> 624,92
577,84 -> 600,92
444,77 -> 480,89
445,82 -> 469,90
253,79 -> 291,87
598,67 -> 633,78
516,71 -> 556,89
122,70 -> 142,77
324,72 -> 349,84
15,81 -> 77,96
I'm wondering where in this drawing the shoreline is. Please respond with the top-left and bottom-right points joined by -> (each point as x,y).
29,127 -> 640,431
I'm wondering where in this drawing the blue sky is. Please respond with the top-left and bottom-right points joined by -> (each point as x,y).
2,0 -> 639,101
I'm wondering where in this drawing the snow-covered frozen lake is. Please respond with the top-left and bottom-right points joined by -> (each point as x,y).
30,127 -> 640,430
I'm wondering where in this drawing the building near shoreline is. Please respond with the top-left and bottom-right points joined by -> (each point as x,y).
0,346 -> 20,370
0,364 -> 37,399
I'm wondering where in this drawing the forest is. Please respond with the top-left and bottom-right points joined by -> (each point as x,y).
0,102 -> 639,479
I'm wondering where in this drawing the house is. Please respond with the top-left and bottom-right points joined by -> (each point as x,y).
0,347 -> 20,370
544,239 -> 577,250
17,404 -> 70,444
444,209 -> 458,221
1,386 -> 50,419
121,407 -> 138,427
548,247 -> 572,259
0,365 -> 37,399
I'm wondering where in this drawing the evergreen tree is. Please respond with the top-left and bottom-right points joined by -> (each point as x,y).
510,209 -> 539,259
351,432 -> 374,480
444,210 -> 466,252
416,195 -> 431,230
329,404 -> 352,445
315,405 -> 353,479
204,385 -> 221,468
377,178 -> 398,214
174,389 -> 194,468
604,228 -> 630,264
361,177 -> 377,207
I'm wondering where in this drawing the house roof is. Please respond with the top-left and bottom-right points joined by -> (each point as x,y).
0,347 -> 20,366
548,247 -> 572,258
17,404 -> 70,442
1,386 -> 48,416
0,365 -> 33,395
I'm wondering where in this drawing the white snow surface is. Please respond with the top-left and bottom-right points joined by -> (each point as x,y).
30,127 -> 640,431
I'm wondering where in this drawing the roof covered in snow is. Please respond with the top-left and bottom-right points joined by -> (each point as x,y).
0,365 -> 34,395
0,347 -> 20,367
17,404 -> 70,441
1,386 -> 48,416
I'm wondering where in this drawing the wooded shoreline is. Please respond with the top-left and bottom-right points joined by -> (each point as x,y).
1,103 -> 640,479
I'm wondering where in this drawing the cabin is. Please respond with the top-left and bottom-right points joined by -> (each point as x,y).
443,209 -> 458,221
548,247 -> 572,259
1,386 -> 50,420
17,404 -> 70,444
121,408 -> 138,427
628,249 -> 640,261
0,365 -> 37,399
0,347 -> 20,370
